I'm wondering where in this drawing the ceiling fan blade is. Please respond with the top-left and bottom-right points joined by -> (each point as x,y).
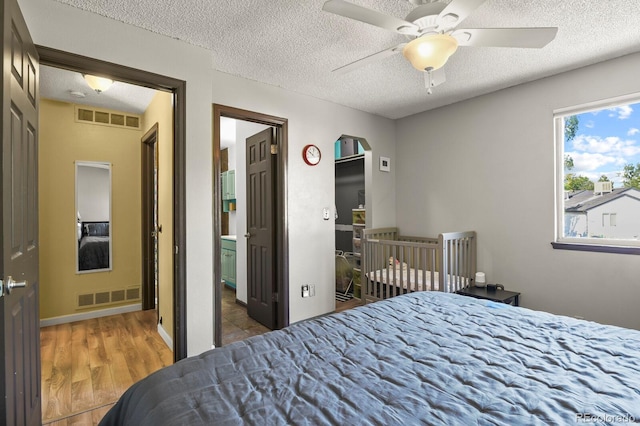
323,0 -> 420,36
437,0 -> 487,28
332,43 -> 406,75
452,27 -> 558,48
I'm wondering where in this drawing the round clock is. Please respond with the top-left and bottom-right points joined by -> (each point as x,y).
302,144 -> 321,166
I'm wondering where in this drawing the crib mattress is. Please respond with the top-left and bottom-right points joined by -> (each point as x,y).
367,267 -> 470,292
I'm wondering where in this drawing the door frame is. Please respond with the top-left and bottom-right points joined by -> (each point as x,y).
141,124 -> 158,311
36,46 -> 188,361
213,104 -> 289,347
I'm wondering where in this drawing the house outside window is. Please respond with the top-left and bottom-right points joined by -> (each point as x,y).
554,94 -> 640,253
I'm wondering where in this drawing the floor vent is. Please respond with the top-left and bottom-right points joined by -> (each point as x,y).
75,105 -> 141,130
77,286 -> 141,309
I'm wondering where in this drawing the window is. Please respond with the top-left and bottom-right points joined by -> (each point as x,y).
554,93 -> 640,253
602,213 -> 617,227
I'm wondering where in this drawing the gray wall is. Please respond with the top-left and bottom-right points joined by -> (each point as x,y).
395,52 -> 640,330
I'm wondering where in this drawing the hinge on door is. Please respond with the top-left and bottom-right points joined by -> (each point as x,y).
270,144 -> 278,155
272,292 -> 278,302
175,245 -> 179,255
0,279 -> 4,298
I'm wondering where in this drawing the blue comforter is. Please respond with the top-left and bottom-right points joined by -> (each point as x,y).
100,292 -> 640,425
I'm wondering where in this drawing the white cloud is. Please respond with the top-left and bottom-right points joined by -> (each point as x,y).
628,127 -> 639,136
572,134 -> 640,157
584,120 -> 594,128
566,151 -> 619,172
607,105 -> 633,120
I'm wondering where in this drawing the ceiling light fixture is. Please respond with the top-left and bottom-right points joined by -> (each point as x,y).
83,74 -> 114,93
402,34 -> 458,72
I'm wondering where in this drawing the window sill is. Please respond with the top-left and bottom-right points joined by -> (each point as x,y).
551,242 -> 640,255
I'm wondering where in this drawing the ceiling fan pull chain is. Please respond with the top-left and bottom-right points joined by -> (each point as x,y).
425,69 -> 434,95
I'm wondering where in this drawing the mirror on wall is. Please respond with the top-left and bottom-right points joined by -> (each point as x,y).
76,161 -> 112,273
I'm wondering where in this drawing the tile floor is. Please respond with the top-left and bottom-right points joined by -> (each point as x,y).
221,283 -> 363,346
221,284 -> 271,345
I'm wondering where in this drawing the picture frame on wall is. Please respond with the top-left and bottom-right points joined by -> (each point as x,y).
379,156 -> 390,172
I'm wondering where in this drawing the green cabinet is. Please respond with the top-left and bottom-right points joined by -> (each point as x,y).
222,170 -> 235,200
222,170 -> 236,212
221,237 -> 236,288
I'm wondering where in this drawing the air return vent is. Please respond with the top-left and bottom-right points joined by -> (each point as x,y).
76,286 -> 141,310
75,105 -> 141,130
111,289 -> 125,303
78,293 -> 94,307
126,287 -> 140,301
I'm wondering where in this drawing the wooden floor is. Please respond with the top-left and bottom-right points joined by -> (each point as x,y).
335,296 -> 362,313
41,310 -> 173,425
39,291 -> 360,425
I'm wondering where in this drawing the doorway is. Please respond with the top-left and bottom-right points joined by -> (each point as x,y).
334,135 -> 371,310
213,105 -> 289,348
36,47 -> 187,359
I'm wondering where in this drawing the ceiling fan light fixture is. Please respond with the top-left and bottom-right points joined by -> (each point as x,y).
403,34 -> 458,71
83,74 -> 114,93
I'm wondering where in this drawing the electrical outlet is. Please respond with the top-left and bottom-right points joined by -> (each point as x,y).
309,284 -> 315,297
322,208 -> 330,220
301,285 -> 310,298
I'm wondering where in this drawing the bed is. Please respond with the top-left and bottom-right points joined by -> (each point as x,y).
100,292 -> 640,425
78,221 -> 110,271
361,227 -> 476,303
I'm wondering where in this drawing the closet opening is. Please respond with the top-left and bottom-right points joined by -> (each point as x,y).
334,135 -> 370,311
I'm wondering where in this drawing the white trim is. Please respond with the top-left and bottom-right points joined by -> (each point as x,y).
554,91 -> 640,116
40,303 -> 141,327
157,323 -> 173,350
554,94 -> 640,248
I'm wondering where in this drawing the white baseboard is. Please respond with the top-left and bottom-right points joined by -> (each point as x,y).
157,323 -> 173,350
40,303 -> 142,327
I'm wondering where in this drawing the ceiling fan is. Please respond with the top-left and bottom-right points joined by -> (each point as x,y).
323,0 -> 558,93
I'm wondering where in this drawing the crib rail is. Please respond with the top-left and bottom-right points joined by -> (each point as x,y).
361,228 -> 476,304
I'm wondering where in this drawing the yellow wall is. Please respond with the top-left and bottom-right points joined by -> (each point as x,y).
39,99 -> 143,319
142,91 -> 174,341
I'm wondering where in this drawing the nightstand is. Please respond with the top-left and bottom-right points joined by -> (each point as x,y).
456,286 -> 520,306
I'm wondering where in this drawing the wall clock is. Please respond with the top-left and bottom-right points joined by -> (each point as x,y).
302,144 -> 321,166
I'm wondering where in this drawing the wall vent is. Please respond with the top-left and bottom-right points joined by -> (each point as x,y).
95,291 -> 110,304
78,293 -> 94,307
111,289 -> 125,303
95,111 -> 110,124
74,105 -> 141,130
126,287 -> 140,301
76,286 -> 141,310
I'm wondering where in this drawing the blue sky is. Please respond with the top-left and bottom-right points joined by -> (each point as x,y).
564,101 -> 640,187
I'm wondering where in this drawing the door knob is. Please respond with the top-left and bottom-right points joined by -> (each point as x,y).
1,276 -> 27,296
244,233 -> 251,238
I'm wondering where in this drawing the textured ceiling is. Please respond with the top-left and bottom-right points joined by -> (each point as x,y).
51,0 -> 640,119
40,65 -> 157,114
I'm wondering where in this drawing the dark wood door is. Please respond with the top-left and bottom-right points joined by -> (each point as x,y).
246,128 -> 276,329
141,125 -> 158,312
1,0 -> 41,424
